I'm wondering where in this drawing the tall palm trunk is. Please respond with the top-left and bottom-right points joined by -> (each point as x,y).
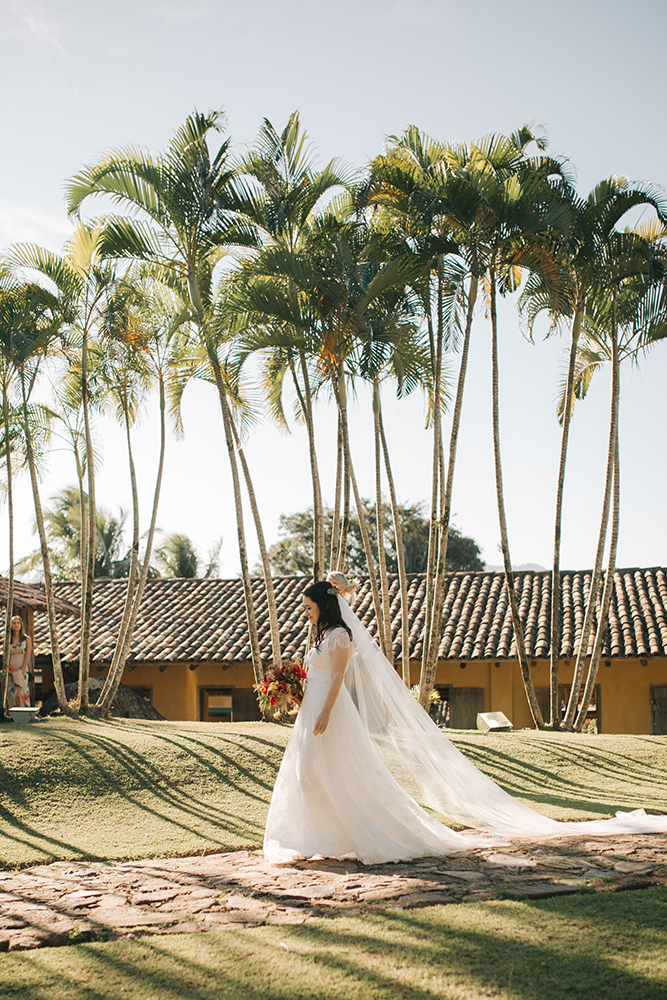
2,379 -> 15,707
375,381 -> 410,683
421,268 -> 443,699
373,381 -> 393,658
78,328 -> 97,711
102,392 -> 140,695
330,407 -> 343,571
489,270 -> 544,728
231,421 -> 283,670
575,435 -> 619,732
19,374 -> 68,712
337,442 -> 351,572
293,350 -> 324,581
337,366 -> 386,653
72,440 -> 88,645
97,374 -> 168,714
548,303 -> 583,728
187,269 -> 263,687
210,358 -> 263,686
419,274 -> 478,705
564,298 -> 620,730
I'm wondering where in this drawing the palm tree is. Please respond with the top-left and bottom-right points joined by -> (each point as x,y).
369,128 -> 464,698
300,211 -> 422,658
351,305 -> 429,681
370,126 -> 572,723
0,277 -> 69,712
232,112 -> 350,583
155,533 -> 221,577
95,279 -> 194,715
8,221 -> 123,710
480,133 -> 573,728
64,110 -> 280,690
551,249 -> 667,730
520,177 -> 667,727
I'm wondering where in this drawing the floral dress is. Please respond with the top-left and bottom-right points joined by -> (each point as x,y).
6,640 -> 30,709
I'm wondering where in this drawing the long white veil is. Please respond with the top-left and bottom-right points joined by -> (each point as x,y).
335,588 -> 667,838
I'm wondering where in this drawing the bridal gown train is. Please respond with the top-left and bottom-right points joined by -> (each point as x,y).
264,602 -> 667,866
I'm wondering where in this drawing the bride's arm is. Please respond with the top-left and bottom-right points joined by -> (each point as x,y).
313,643 -> 350,736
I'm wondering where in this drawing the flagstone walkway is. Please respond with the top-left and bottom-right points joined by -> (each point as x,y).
0,833 -> 665,952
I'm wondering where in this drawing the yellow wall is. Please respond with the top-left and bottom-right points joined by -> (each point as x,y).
42,655 -> 667,732
119,662 -> 257,721
428,657 -> 667,733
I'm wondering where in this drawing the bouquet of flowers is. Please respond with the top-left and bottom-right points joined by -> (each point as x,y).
255,658 -> 308,719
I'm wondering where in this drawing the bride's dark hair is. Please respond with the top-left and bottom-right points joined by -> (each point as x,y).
303,581 -> 352,647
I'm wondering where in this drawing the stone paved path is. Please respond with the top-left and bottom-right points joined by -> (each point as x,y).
0,833 -> 665,952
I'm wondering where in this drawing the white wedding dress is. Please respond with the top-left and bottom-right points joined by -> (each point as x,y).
264,598 -> 667,865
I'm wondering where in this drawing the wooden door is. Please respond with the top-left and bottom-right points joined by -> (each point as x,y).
651,686 -> 667,735
232,687 -> 262,722
448,688 -> 484,730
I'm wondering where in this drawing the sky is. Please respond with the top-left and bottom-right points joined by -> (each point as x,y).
0,0 -> 666,577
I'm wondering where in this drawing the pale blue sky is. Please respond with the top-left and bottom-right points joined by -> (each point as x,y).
1,0 -> 666,575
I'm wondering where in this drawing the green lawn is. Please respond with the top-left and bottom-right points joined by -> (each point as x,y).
0,718 -> 665,870
0,888 -> 665,999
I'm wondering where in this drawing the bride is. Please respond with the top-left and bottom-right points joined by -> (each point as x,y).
264,572 -> 667,865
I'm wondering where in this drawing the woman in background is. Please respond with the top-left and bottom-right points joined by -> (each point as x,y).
5,615 -> 32,713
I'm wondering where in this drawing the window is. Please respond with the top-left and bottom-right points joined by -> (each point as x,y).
200,687 -> 233,722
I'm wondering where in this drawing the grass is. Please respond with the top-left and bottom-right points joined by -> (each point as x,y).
0,719 -> 665,870
0,887 -> 665,999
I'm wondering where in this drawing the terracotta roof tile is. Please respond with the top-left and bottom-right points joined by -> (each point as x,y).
0,578 -> 78,616
31,568 -> 667,665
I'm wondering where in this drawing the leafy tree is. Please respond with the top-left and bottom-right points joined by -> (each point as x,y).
267,503 -> 483,578
155,533 -> 221,578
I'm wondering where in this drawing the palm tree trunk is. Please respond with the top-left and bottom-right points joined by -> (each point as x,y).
337,366 -> 386,652
572,300 -> 621,732
19,375 -> 68,713
420,274 -> 478,706
337,431 -> 351,573
186,267 -> 263,688
490,270 -> 545,728
102,396 -> 140,693
231,420 -> 283,671
78,329 -> 96,712
210,358 -> 264,687
373,381 -> 393,658
294,350 -> 325,581
420,260 -> 443,705
375,382 -> 410,683
73,441 -> 88,641
2,379 -> 15,708
562,306 -> 619,730
330,407 -> 343,572
549,303 -> 583,728
96,373 -> 167,714
575,438 -> 619,731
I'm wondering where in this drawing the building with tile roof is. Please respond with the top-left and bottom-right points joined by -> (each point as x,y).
32,568 -> 667,733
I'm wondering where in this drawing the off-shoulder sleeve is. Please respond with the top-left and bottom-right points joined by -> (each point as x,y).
327,628 -> 352,650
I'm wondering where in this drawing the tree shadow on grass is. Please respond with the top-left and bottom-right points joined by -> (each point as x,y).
3,888 -> 666,1000
0,725 -> 274,869
457,740 -> 667,816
